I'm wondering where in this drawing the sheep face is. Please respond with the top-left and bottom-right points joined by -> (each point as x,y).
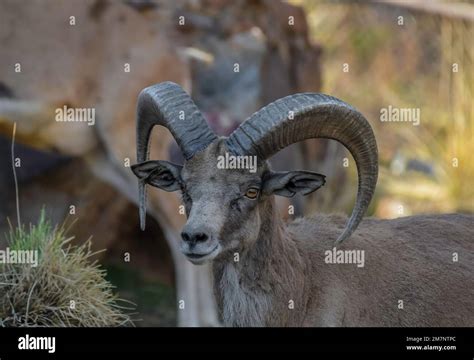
132,139 -> 325,265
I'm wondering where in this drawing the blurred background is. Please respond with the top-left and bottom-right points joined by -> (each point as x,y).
0,0 -> 472,326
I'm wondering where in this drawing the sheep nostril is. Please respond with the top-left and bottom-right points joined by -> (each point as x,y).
181,231 -> 209,244
194,232 -> 208,243
181,232 -> 190,243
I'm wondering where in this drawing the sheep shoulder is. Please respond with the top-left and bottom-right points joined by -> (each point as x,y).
287,213 -> 474,326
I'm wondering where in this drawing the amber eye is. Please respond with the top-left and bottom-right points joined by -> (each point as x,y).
245,188 -> 259,199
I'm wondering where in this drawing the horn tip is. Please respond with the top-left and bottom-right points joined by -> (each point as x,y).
139,213 -> 146,231
334,231 -> 350,247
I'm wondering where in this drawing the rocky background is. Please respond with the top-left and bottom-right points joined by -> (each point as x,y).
0,0 -> 331,326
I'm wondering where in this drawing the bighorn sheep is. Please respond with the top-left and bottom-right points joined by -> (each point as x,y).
131,82 -> 474,327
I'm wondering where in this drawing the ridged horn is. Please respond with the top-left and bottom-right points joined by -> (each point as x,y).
225,93 -> 378,245
136,82 -> 217,230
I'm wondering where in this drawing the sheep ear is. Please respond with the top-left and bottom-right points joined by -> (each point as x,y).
131,160 -> 182,192
262,171 -> 326,197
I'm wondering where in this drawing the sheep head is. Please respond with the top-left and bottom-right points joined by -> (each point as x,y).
131,82 -> 378,264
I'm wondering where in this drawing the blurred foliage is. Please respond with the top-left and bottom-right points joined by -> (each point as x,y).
292,0 -> 473,216
105,264 -> 176,326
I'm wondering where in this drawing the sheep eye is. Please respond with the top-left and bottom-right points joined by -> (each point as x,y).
244,188 -> 259,199
162,173 -> 173,181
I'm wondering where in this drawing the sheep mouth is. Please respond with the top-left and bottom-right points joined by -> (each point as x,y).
184,245 -> 219,263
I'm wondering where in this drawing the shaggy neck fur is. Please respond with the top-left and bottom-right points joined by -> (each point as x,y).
212,197 -> 309,327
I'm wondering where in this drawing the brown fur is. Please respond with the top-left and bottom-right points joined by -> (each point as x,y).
293,212 -> 474,326
219,211 -> 474,326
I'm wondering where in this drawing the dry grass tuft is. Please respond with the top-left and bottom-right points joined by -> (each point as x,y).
0,211 -> 134,327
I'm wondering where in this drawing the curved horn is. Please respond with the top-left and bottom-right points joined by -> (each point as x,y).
225,93 -> 378,245
137,81 -> 217,230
